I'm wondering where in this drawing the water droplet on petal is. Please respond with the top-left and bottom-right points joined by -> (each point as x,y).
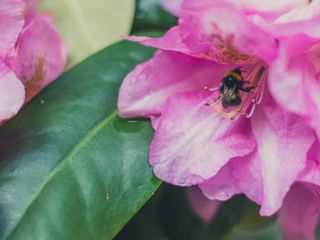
139,75 -> 146,82
131,77 -> 137,84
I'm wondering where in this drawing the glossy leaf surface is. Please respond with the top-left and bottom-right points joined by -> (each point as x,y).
132,0 -> 177,32
0,40 -> 160,240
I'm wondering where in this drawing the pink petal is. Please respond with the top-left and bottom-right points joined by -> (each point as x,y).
223,0 -> 313,26
275,0 -> 320,23
272,14 -> 320,38
158,0 -> 182,16
0,63 -> 25,121
150,91 -> 255,186
199,160 -> 241,201
298,140 -> 320,185
179,0 -> 277,64
0,0 -> 25,58
150,116 -> 161,130
279,183 -> 320,240
268,35 -> 320,127
251,99 -> 314,216
24,0 -> 40,11
13,15 -> 67,101
230,0 -> 309,12
24,0 -> 41,21
126,27 -> 190,54
230,150 -> 264,204
126,27 -> 231,61
118,50 -> 233,118
186,186 -> 221,223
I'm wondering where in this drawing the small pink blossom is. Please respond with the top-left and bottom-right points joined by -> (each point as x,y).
279,183 -> 320,240
186,187 -> 221,223
158,0 -> 182,15
0,0 -> 66,122
118,0 -> 320,238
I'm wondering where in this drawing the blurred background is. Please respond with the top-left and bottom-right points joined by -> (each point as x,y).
40,0 -> 135,68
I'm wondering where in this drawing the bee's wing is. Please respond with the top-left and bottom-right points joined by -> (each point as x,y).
223,84 -> 237,104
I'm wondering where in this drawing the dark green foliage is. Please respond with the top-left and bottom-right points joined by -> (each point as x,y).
0,40 -> 160,240
132,0 -> 178,32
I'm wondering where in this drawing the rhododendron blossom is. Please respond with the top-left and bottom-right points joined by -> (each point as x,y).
186,187 -> 221,223
118,0 -> 320,239
158,0 -> 182,15
0,0 -> 66,122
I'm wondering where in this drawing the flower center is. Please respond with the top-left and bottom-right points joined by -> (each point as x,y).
204,63 -> 267,120
209,34 -> 257,64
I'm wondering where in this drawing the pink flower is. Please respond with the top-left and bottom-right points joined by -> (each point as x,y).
186,187 -> 221,223
0,0 -> 66,122
158,0 -> 182,15
279,183 -> 320,240
118,0 -> 320,238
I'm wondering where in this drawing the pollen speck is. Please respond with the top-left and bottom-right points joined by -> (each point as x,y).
105,190 -> 110,201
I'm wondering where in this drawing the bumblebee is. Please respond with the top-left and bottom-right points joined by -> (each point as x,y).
220,68 -> 254,108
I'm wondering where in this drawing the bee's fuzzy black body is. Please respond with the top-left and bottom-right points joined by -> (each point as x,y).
220,68 -> 254,108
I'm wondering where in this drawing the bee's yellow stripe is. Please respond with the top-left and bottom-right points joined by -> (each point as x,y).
224,71 -> 242,81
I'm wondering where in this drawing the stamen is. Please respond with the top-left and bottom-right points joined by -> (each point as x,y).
204,86 -> 220,92
245,103 -> 256,118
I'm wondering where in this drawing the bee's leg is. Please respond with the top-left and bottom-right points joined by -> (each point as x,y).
204,86 -> 221,106
213,96 -> 221,102
240,86 -> 259,92
204,101 -> 211,106
204,96 -> 221,106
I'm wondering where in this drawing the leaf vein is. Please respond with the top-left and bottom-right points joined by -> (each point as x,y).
7,110 -> 118,239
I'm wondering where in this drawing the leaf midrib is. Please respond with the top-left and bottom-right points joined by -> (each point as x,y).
6,110 -> 118,239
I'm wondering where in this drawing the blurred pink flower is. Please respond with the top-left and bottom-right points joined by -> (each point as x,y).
186,187 -> 221,223
118,0 -> 320,238
0,0 -> 66,122
158,0 -> 182,15
279,183 -> 320,240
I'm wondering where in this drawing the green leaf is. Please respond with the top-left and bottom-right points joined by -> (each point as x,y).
132,0 -> 177,32
116,184 -> 281,240
224,223 -> 284,240
0,39 -> 160,240
116,185 -> 247,240
115,186 -> 167,240
40,0 -> 135,68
